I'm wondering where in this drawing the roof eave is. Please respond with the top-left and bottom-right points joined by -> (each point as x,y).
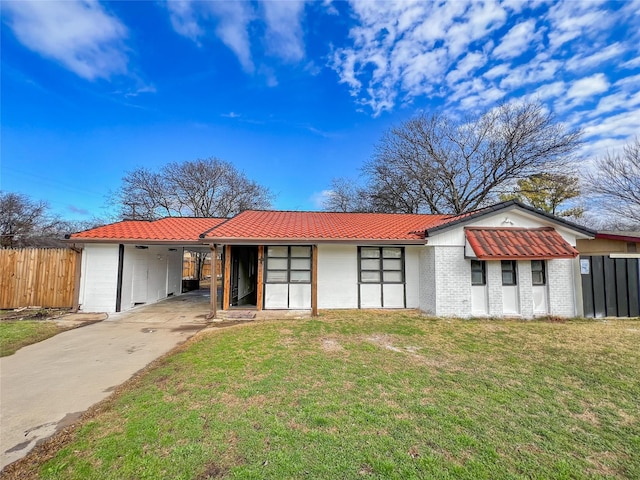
595,233 -> 640,243
471,253 -> 578,260
425,200 -> 597,238
65,238 -> 205,245
201,237 -> 426,245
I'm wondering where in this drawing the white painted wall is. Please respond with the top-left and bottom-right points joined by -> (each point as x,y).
317,244 -> 358,309
404,246 -> 421,308
81,244 -> 184,314
419,247 -> 436,315
166,248 -> 182,296
146,246 -> 170,304
79,244 -> 119,313
471,285 -> 488,315
264,284 -> 288,309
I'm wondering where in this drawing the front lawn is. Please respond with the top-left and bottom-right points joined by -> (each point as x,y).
5,311 -> 639,479
0,320 -> 62,357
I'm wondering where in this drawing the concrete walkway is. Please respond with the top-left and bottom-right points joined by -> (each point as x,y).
0,291 -> 211,469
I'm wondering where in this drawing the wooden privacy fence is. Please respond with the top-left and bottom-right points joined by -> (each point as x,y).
0,248 -> 80,309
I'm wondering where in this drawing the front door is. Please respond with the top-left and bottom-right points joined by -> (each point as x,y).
230,246 -> 258,307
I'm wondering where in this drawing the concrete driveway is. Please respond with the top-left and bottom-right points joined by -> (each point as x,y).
0,291 -> 211,469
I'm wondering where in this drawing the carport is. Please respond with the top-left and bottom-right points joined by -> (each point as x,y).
67,218 -> 226,314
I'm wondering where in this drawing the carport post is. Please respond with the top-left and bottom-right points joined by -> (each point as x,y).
208,244 -> 217,319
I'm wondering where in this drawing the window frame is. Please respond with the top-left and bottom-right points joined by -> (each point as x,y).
501,260 -> 518,286
265,246 -> 312,284
470,259 -> 486,286
358,246 -> 405,284
531,260 -> 546,286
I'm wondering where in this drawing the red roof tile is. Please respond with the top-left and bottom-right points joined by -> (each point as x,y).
69,217 -> 227,242
203,210 -> 451,242
465,227 -> 579,259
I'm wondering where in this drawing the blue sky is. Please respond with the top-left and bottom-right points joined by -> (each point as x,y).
1,0 -> 639,221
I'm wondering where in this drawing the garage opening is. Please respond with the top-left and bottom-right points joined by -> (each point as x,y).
230,246 -> 259,307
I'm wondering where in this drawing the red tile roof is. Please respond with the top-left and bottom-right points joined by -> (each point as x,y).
202,210 -> 452,242
465,227 -> 579,260
69,217 -> 227,242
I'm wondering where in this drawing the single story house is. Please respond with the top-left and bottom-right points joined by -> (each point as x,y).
67,200 -> 596,318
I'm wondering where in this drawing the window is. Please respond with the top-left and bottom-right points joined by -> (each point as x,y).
359,247 -> 404,283
501,260 -> 517,286
471,260 -> 486,285
531,260 -> 546,286
265,246 -> 311,283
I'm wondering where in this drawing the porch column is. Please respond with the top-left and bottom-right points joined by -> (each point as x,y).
311,244 -> 318,316
223,245 -> 232,309
256,245 -> 264,311
208,244 -> 217,319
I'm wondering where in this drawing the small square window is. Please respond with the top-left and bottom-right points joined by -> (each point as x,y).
501,260 -> 517,286
471,260 -> 486,286
267,246 -> 288,258
291,246 -> 311,257
361,248 -> 380,258
531,260 -> 546,286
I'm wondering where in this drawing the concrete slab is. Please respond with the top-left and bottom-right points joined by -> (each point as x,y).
0,291 -> 210,469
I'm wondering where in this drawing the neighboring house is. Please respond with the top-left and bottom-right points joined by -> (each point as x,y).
67,201 -> 595,318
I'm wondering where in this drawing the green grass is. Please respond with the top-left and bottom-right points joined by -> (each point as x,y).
12,311 -> 640,479
0,320 -> 62,357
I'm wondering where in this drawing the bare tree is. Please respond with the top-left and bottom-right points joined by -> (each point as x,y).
1,191 -> 50,248
325,101 -> 582,214
113,157 -> 273,219
585,138 -> 640,226
323,178 -> 375,212
0,191 -> 103,248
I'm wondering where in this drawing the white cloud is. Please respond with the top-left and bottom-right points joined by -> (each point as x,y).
330,0 -> 511,115
565,42 -> 625,72
492,19 -> 539,60
310,190 -> 333,209
208,1 -> 256,73
3,0 -> 128,80
566,73 -> 609,100
165,0 -> 203,42
546,1 -> 615,51
165,0 -> 307,75
262,1 -> 306,62
447,52 -> 487,84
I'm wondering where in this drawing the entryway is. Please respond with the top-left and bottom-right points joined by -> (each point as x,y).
229,246 -> 259,307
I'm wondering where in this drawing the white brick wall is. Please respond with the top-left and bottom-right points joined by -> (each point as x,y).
547,259 -> 577,317
518,261 -> 534,318
433,247 -> 472,317
487,261 -> 503,317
